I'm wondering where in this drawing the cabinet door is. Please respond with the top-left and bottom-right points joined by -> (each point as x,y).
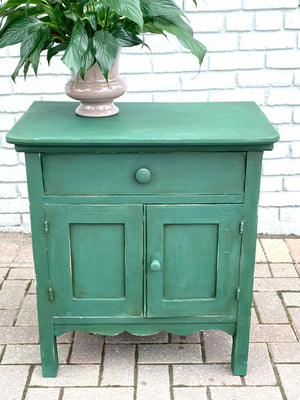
146,204 -> 243,318
45,204 -> 143,316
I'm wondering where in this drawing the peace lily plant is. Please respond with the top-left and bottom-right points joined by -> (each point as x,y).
0,0 -> 206,117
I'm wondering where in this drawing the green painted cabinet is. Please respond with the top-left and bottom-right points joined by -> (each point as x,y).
6,101 -> 279,378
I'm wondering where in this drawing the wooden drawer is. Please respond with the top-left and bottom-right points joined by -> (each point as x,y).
42,152 -> 245,196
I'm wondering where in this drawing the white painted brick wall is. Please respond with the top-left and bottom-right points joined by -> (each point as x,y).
0,0 -> 300,235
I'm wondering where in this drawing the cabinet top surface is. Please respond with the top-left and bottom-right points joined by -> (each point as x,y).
7,101 -> 279,149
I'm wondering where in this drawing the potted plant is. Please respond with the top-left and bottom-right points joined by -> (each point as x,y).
0,0 -> 206,117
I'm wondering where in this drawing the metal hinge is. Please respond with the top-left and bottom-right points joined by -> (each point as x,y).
239,220 -> 244,235
48,281 -> 55,302
44,220 -> 49,234
236,287 -> 240,301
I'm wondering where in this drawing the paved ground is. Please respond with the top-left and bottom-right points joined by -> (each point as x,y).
0,233 -> 299,400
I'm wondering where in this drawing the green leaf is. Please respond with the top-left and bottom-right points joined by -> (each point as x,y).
2,6 -> 44,28
101,0 -> 143,28
19,21 -> 44,58
63,2 -> 84,21
12,58 -> 26,82
0,16 -> 32,48
0,0 -> 44,17
23,60 -> 30,79
29,24 -> 50,75
47,41 -> 68,64
93,30 -> 118,81
11,19 -> 47,81
112,27 -> 142,47
63,8 -> 78,22
80,38 -> 95,79
86,11 -> 97,31
151,16 -> 206,65
62,19 -> 89,77
143,22 -> 166,35
94,2 -> 106,23
140,0 -> 184,18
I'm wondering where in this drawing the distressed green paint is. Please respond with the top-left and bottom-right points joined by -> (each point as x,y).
24,153 -> 58,377
6,101 -> 279,377
231,152 -> 264,376
42,152 -> 245,195
6,101 -> 279,147
146,205 -> 242,318
45,204 -> 143,317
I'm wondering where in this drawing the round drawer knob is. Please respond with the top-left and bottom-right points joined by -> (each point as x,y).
135,168 -> 152,184
149,260 -> 162,272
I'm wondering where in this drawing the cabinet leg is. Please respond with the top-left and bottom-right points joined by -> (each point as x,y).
231,324 -> 250,376
40,331 -> 59,377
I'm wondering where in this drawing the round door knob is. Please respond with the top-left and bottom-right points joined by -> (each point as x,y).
149,260 -> 161,272
135,168 -> 152,184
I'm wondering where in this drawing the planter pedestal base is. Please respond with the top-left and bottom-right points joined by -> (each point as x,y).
75,101 -> 119,118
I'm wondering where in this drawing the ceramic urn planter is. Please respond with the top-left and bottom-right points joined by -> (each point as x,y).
65,48 -> 126,118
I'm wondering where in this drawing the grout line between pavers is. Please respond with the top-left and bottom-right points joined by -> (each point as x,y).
169,364 -> 174,400
252,302 -> 260,323
98,385 -> 135,388
168,332 -> 172,343
13,279 -> 32,326
283,238 -> 298,265
12,245 -> 22,264
277,291 -> 300,341
133,344 -> 138,400
21,364 -> 34,400
240,375 -> 246,386
58,388 -> 64,400
65,331 -> 75,365
266,344 -> 288,400
206,386 -> 212,400
277,290 -> 294,322
258,238 -> 273,274
0,344 -> 5,363
0,267 -> 11,291
252,296 -> 263,324
199,331 -> 206,363
98,337 -> 106,386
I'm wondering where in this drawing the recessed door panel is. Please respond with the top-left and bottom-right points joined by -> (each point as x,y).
146,204 -> 242,318
46,204 -> 143,316
163,223 -> 218,299
70,223 -> 125,299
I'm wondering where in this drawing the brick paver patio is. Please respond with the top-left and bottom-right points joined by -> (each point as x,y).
0,232 -> 299,400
